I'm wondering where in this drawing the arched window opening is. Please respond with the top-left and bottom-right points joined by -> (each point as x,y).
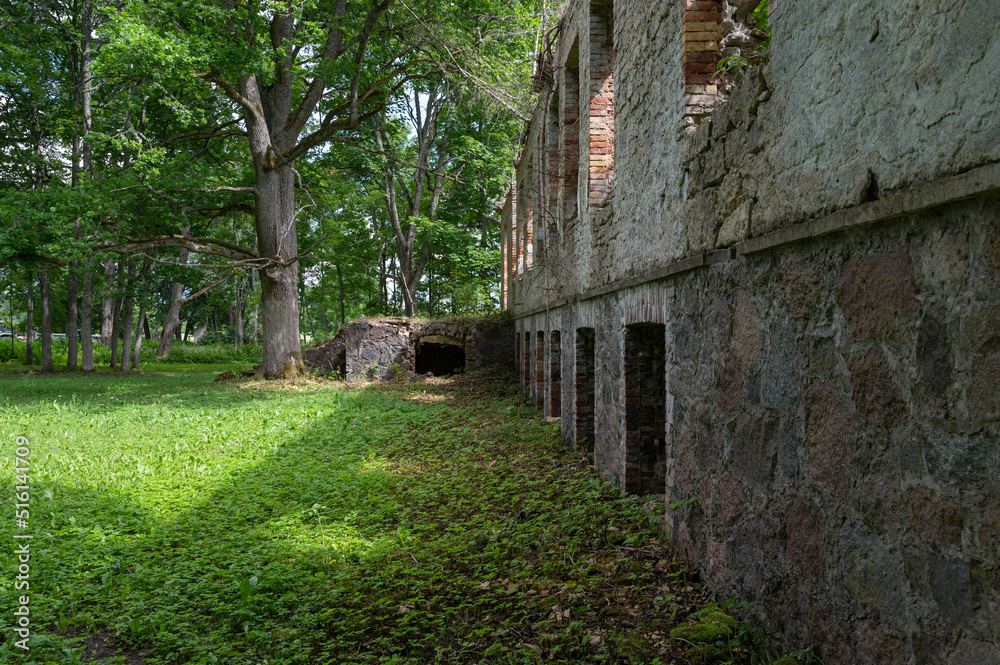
415,335 -> 466,376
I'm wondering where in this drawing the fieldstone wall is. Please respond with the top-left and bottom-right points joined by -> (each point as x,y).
665,201 -> 1000,662
302,316 -> 515,381
504,0 -> 1000,659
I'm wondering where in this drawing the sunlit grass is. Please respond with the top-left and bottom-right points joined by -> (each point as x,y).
0,367 -> 794,665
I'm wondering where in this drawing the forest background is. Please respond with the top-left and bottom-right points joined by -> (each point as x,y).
0,0 -> 556,376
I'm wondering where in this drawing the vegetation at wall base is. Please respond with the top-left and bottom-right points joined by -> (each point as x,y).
0,366 -> 813,664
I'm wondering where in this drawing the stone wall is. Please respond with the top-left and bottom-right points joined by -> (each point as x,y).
503,0 -> 1000,659
302,316 -> 515,381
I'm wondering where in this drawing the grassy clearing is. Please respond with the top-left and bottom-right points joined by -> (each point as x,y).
0,366 -> 799,665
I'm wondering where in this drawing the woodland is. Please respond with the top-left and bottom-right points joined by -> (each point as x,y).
0,0 -> 549,377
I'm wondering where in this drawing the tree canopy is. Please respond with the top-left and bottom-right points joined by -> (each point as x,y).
0,0 -> 553,375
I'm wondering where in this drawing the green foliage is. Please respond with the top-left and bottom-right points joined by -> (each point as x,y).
0,338 -> 260,368
753,0 -> 771,50
0,366 -> 796,665
714,0 -> 771,79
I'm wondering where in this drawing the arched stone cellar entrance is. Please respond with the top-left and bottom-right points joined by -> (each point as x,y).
415,335 -> 466,376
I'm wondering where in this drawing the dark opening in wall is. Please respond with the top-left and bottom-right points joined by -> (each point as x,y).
415,336 -> 466,376
549,331 -> 562,417
623,323 -> 666,494
534,331 -> 545,408
576,328 -> 596,451
523,331 -> 531,390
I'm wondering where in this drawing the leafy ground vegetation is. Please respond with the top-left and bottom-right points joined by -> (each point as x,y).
0,365 -> 805,665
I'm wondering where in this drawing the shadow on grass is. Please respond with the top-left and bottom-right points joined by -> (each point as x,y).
3,368 -> 685,665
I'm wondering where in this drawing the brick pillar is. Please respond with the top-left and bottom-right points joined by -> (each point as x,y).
588,1 -> 615,212
549,331 -> 561,418
622,324 -> 666,494
575,328 -> 596,450
683,0 -> 724,131
534,331 -> 545,408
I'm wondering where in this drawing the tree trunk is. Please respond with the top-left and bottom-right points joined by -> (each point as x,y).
25,269 -> 33,364
250,267 -> 259,343
336,263 -> 346,327
81,257 -> 94,371
143,316 -> 151,340
120,295 -> 133,372
234,275 -> 243,349
109,262 -> 124,368
40,271 -> 52,371
158,236 -> 189,358
67,231 -> 79,369
132,311 -> 145,368
120,261 -> 137,372
101,258 -> 115,344
254,165 -> 304,378
131,259 -> 151,368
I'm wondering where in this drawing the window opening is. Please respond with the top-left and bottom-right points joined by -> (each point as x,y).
623,323 -> 666,494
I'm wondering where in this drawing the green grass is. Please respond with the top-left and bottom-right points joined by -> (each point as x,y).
0,367 -> 803,665
0,338 -> 262,368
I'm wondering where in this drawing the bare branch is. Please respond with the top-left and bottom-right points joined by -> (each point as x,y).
181,272 -> 233,304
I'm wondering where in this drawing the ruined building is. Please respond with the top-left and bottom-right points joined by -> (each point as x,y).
501,1 -> 1000,661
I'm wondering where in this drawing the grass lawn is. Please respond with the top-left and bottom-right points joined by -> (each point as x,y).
0,365 -> 789,665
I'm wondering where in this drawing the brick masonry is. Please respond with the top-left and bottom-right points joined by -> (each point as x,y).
503,0 -> 1000,660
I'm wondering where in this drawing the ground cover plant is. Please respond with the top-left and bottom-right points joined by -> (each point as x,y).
0,366 -> 803,664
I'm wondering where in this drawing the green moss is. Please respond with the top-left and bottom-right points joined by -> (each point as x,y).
671,621 -> 732,642
670,608 -> 738,643
699,608 -> 738,627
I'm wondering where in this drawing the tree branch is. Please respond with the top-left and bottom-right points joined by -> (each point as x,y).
94,235 -> 258,262
181,272 -> 232,304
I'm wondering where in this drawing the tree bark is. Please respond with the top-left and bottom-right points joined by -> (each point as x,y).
81,257 -> 94,371
132,260 -> 151,368
40,271 -> 52,371
132,311 -> 145,368
249,267 -> 259,343
158,230 -> 189,358
120,261 -> 136,372
25,269 -> 33,364
67,221 -> 79,369
253,164 -> 304,377
234,274 -> 243,349
101,258 -> 115,344
109,262 -> 124,367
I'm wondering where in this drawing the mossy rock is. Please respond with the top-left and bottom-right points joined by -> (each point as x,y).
670,608 -> 738,643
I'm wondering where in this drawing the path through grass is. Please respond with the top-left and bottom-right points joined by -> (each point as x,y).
0,366 -> 775,665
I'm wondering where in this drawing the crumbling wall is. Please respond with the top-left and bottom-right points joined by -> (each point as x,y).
343,318 -> 413,381
303,316 -> 515,381
301,335 -> 346,377
505,0 -> 1000,658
